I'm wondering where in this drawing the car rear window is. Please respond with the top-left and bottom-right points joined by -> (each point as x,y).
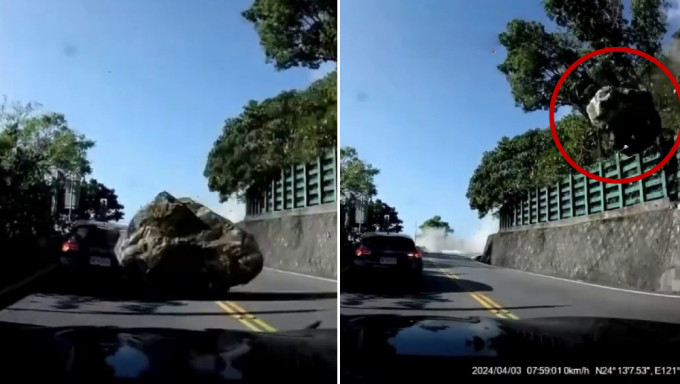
362,236 -> 416,252
73,225 -> 120,248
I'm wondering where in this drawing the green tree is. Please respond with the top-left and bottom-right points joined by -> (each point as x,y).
0,104 -> 56,246
467,129 -> 552,219
648,34 -> 680,137
0,98 -> 100,248
74,179 -> 125,222
0,99 -> 94,176
466,114 -> 594,218
469,0 -> 676,219
0,146 -> 54,244
366,199 -> 404,233
242,0 -> 337,70
419,215 -> 454,234
292,71 -> 337,160
498,0 -> 668,118
206,2 -> 337,202
535,113 -> 597,184
205,81 -> 335,202
340,146 -> 379,199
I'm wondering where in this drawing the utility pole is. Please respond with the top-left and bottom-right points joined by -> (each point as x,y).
64,172 -> 82,224
100,198 -> 108,221
67,175 -> 74,222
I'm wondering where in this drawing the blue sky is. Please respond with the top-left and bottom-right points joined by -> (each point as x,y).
0,0 -> 332,222
340,0 -> 680,239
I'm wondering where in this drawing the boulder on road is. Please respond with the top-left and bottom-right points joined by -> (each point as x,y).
118,191 -> 263,296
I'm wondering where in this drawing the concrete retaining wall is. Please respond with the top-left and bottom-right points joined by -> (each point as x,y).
483,199 -> 680,293
240,204 -> 337,279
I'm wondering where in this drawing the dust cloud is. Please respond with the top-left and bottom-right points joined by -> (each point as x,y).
415,216 -> 498,256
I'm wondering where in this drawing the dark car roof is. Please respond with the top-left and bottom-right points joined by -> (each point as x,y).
361,232 -> 414,240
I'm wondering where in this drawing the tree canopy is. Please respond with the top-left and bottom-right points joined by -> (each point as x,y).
419,215 -> 454,234
74,179 -> 125,222
1,100 -> 94,176
367,199 -> 404,233
0,143 -> 54,244
205,1 -> 337,201
205,71 -> 336,201
0,98 -> 121,248
242,0 -> 337,70
498,0 -> 668,117
339,146 -> 379,199
467,114 -> 597,218
468,0 -> 680,218
339,147 -> 406,235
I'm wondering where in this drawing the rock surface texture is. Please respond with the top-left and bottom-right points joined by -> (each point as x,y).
118,192 -> 263,295
586,86 -> 661,156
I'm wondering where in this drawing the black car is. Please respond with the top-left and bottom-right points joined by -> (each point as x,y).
352,232 -> 423,283
59,220 -> 126,281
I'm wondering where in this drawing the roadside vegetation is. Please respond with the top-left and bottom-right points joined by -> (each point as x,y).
0,99 -> 123,288
340,146 -> 404,233
467,0 -> 680,218
205,0 -> 337,202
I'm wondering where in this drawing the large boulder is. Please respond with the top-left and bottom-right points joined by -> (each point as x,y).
586,86 -> 661,156
118,192 -> 263,295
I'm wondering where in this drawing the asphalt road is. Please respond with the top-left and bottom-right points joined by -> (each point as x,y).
0,267 -> 337,332
341,252 -> 680,323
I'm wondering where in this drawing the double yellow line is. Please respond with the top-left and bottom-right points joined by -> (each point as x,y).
216,301 -> 277,332
440,269 -> 520,320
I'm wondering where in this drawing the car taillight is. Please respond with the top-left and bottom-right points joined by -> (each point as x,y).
62,238 -> 79,252
408,251 -> 422,259
355,246 -> 371,256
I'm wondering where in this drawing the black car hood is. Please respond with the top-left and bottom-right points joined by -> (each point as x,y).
340,314 -> 680,383
0,321 -> 336,382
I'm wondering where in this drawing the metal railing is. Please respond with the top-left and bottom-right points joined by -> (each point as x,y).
499,147 -> 680,229
245,150 -> 337,216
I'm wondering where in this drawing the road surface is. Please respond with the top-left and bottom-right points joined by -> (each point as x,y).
341,252 -> 680,323
0,267 -> 337,332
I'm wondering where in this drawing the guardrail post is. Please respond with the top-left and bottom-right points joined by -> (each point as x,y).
302,163 -> 308,207
270,179 -> 275,212
328,150 -> 337,204
660,154 -> 668,199
615,153 -> 623,208
544,187 -> 549,222
569,173 -> 574,218
635,153 -> 644,203
280,169 -> 285,210
583,174 -> 590,215
599,162 -> 605,211
316,156 -> 322,206
556,182 -> 561,220
535,188 -> 539,223
527,191 -> 532,224
290,165 -> 296,208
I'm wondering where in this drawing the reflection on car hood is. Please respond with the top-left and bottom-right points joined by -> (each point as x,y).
0,321 -> 336,381
342,314 -> 680,359
340,315 -> 680,383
